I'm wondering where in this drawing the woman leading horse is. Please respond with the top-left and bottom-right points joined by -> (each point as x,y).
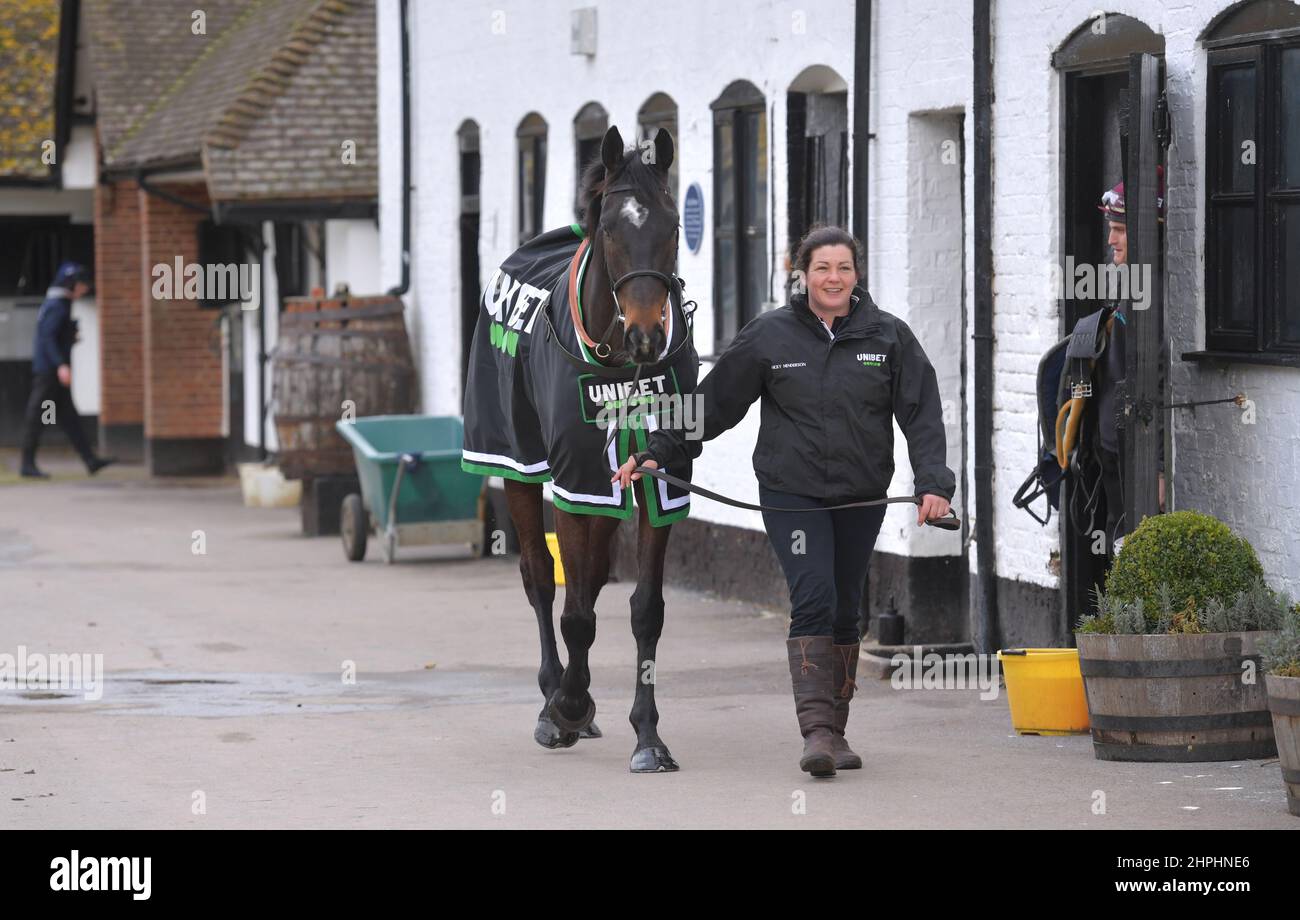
615,226 -> 956,777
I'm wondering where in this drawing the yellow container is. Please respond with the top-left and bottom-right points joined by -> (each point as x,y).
544,532 -> 565,586
996,648 -> 1090,735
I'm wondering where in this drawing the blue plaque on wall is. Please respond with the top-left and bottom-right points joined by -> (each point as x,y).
683,182 -> 704,254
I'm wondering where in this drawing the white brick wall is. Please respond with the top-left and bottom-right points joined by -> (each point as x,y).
376,0 -> 1300,599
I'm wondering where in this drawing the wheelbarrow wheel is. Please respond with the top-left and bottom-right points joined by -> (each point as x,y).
341,493 -> 368,562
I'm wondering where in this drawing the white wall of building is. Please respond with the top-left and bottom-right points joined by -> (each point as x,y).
325,218 -> 382,295
243,222 -> 281,452
381,0 -> 861,534
61,126 -> 98,191
377,0 -> 1300,599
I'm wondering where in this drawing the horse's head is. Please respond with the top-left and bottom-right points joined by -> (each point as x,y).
591,125 -> 678,365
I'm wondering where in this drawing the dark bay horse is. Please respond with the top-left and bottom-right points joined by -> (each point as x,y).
468,126 -> 692,772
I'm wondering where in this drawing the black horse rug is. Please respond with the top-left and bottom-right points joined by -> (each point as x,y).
461,224 -> 699,526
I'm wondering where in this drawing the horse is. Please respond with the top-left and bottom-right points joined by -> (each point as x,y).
461,125 -> 697,773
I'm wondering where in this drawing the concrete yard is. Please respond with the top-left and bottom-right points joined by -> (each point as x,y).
1,451 -> 1294,829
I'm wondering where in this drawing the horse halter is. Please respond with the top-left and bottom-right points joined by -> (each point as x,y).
588,181 -> 690,359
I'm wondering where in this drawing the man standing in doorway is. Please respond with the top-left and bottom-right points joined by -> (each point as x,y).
18,261 -> 116,479
1092,174 -> 1165,553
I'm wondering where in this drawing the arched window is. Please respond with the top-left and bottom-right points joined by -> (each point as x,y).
638,92 -> 679,202
1052,14 -> 1165,321
1051,12 -> 1163,72
458,120 -> 481,386
787,65 -> 849,275
517,112 -> 548,245
1200,0 -> 1300,354
573,102 -> 608,219
711,80 -> 767,350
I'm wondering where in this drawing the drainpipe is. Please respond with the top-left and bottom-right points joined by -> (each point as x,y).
852,0 -> 871,280
387,0 -> 412,298
258,229 -> 269,460
972,0 -> 999,653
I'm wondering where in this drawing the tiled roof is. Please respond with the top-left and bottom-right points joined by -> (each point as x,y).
87,0 -> 375,203
0,0 -> 61,180
205,0 -> 377,202
85,0 -> 258,164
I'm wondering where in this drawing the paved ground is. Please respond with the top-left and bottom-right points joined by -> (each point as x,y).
1,449 -> 1294,828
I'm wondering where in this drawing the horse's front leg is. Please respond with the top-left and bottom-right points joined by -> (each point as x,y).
628,503 -> 678,773
547,509 -> 618,733
503,479 -> 600,748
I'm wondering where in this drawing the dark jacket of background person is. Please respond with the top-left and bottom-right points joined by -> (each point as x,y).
31,287 -> 78,375
646,285 -> 956,502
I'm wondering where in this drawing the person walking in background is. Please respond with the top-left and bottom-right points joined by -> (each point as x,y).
18,261 -> 116,479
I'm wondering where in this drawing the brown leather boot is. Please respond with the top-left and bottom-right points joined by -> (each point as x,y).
830,643 -> 863,769
786,636 -> 837,776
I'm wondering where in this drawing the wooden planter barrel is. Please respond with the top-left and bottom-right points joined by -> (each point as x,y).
1265,674 -> 1300,816
1075,632 -> 1277,762
271,294 -> 417,480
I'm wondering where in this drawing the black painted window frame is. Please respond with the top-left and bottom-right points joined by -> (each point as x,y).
1205,37 -> 1300,355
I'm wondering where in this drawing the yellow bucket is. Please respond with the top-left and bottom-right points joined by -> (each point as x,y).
996,648 -> 1090,735
544,532 -> 565,586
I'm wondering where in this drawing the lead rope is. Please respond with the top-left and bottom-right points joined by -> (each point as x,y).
602,360 -> 645,455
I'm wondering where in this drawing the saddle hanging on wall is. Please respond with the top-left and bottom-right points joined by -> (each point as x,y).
1013,306 -> 1115,526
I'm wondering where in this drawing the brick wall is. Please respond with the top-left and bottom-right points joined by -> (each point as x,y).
94,179 -> 143,428
137,183 -> 225,443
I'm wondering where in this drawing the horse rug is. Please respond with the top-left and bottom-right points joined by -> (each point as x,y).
461,223 -> 699,526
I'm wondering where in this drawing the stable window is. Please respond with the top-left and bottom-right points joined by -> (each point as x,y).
786,66 -> 850,299
638,92 -> 679,203
517,113 -> 548,245
0,217 -> 92,297
711,80 -> 768,352
1202,1 -> 1300,356
573,102 -> 608,220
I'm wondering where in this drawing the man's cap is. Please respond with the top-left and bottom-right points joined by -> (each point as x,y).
1099,165 -> 1166,223
52,261 -> 90,288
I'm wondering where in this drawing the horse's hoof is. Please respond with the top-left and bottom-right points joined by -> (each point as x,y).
534,715 -> 579,749
630,745 -> 679,773
578,720 -> 602,739
546,690 -> 596,733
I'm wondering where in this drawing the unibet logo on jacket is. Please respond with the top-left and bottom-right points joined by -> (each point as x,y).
857,352 -> 887,367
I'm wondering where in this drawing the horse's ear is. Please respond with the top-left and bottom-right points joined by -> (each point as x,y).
652,128 -> 674,175
601,126 -> 625,174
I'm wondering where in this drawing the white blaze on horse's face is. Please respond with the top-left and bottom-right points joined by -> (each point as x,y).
620,196 -> 649,230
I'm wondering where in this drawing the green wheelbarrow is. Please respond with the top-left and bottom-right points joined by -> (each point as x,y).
335,415 -> 485,564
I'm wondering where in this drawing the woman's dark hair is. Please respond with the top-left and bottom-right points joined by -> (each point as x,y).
793,225 -> 865,278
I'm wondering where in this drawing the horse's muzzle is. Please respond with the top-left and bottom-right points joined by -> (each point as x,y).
626,324 -> 666,364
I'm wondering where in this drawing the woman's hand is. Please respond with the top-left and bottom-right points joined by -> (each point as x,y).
917,494 -> 950,527
612,456 -> 658,489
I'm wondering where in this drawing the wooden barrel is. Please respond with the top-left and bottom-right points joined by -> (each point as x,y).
272,294 -> 417,480
1265,674 -> 1300,816
1076,632 -> 1277,762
